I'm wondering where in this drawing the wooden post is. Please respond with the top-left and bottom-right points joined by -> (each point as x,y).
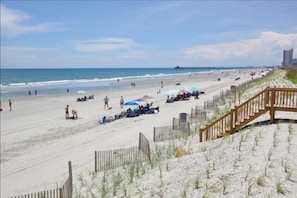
95,151 -> 97,172
206,124 -> 209,141
59,188 -> 63,198
68,161 -> 73,198
264,87 -> 269,109
234,106 -> 238,125
230,109 -> 234,133
199,129 -> 202,142
231,85 -> 236,107
153,127 -> 156,142
234,89 -> 236,107
238,91 -> 240,104
270,88 -> 275,123
138,132 -> 141,150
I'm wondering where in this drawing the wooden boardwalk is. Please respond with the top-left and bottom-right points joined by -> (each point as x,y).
199,87 -> 297,142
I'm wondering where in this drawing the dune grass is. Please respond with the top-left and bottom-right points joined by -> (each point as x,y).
283,68 -> 297,84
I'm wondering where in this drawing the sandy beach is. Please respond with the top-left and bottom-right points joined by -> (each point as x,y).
1,69 -> 297,197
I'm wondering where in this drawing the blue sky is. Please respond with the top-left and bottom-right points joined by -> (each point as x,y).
1,1 -> 297,68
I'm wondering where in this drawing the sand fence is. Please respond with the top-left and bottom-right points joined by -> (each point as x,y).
203,77 -> 266,110
8,161 -> 73,198
94,132 -> 150,172
153,107 -> 207,142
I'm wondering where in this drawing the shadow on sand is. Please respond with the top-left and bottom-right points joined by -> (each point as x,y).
238,118 -> 297,132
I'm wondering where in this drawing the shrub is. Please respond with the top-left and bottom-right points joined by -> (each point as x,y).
175,147 -> 189,158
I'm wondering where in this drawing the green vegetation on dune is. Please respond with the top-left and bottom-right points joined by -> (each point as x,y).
283,68 -> 297,84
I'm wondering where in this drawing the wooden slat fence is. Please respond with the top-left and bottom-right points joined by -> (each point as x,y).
139,132 -> 150,160
189,106 -> 207,123
172,117 -> 190,131
94,146 -> 148,172
202,72 -> 274,111
154,108 -> 207,142
94,133 -> 150,172
8,189 -> 60,198
60,161 -> 72,198
153,126 -> 183,142
8,161 -> 73,198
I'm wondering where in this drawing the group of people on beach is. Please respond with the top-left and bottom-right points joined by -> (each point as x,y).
77,95 -> 95,102
99,102 -> 159,124
65,95 -> 125,120
104,95 -> 125,109
65,105 -> 78,120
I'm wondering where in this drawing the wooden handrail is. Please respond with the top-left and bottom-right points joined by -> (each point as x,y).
200,87 -> 297,142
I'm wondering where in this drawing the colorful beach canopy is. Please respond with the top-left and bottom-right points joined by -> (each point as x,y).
179,89 -> 191,94
164,89 -> 179,96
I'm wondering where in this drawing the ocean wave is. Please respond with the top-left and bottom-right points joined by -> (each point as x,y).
3,78 -> 120,87
1,71 -> 211,90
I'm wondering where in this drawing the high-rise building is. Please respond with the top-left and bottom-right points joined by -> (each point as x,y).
282,48 -> 293,67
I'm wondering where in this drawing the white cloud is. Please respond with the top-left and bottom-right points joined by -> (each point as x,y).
1,46 -> 55,52
71,38 -> 139,52
182,31 -> 297,66
0,4 -> 62,37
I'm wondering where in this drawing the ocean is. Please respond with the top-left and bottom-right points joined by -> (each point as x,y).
1,67 -> 241,99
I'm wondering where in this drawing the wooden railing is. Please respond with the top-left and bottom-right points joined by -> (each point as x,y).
200,87 -> 297,142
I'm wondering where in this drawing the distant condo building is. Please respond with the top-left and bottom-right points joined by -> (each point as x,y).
282,48 -> 293,67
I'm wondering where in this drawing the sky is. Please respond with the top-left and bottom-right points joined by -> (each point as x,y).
1,1 -> 297,68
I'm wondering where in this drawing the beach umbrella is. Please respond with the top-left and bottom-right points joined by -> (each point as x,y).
189,86 -> 199,91
77,90 -> 87,94
124,101 -> 139,106
164,89 -> 178,96
179,89 -> 191,94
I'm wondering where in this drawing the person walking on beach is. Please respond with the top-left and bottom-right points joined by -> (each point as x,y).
120,96 -> 124,108
104,96 -> 109,110
65,105 -> 69,119
9,99 -> 12,111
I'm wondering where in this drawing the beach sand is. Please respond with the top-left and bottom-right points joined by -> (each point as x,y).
1,69 -> 296,197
